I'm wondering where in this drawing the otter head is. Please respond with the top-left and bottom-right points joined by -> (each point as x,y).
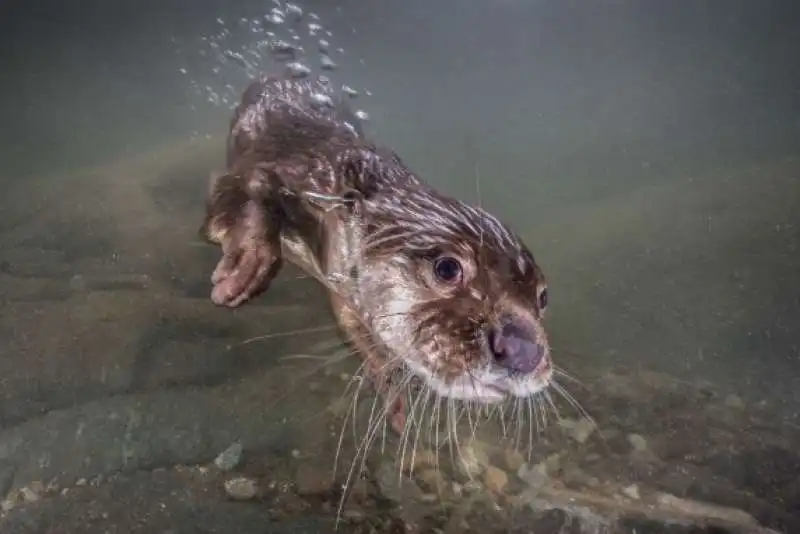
343,153 -> 552,405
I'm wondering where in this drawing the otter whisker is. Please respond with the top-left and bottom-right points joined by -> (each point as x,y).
397,374 -> 427,479
348,363 -> 413,483
398,381 -> 437,488
534,393 -> 549,430
543,389 -> 565,424
337,372 -> 410,522
234,324 -> 339,347
333,365 -> 371,479
411,387 -> 436,479
446,398 -> 471,481
513,396 -> 524,450
550,380 -> 604,444
552,365 -> 588,388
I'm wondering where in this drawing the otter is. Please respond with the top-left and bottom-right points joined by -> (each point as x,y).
200,74 -> 552,434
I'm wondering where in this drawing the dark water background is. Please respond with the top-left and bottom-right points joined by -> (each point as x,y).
0,1 -> 799,521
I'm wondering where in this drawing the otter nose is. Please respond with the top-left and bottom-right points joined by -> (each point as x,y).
489,320 -> 545,374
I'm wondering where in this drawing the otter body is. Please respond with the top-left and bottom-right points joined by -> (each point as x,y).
202,74 -> 553,433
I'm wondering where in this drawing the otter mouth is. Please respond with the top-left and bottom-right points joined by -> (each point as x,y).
404,348 -> 553,405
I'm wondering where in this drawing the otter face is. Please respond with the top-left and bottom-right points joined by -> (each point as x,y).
354,186 -> 552,404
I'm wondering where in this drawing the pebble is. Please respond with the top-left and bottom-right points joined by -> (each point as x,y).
19,487 -> 40,503
519,462 -> 548,489
213,442 -> 243,471
622,484 -> 641,500
627,433 -> 649,452
410,449 -> 438,471
224,476 -> 259,500
483,465 -> 508,494
544,452 -> 562,474
416,469 -> 446,492
295,463 -> 333,495
558,417 -> 596,443
458,440 -> 489,477
502,449 -> 525,472
724,394 -> 745,409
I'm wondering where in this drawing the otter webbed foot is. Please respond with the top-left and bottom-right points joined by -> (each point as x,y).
201,170 -> 282,308
210,233 -> 281,307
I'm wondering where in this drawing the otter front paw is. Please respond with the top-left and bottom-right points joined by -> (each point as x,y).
210,235 -> 280,308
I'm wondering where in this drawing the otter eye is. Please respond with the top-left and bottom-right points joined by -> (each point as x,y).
538,287 -> 548,310
433,257 -> 463,283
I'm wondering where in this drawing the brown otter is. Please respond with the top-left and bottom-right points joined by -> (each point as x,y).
200,73 -> 552,434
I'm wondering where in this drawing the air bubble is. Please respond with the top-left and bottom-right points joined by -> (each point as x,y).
320,55 -> 337,71
310,93 -> 334,108
286,62 -> 311,78
285,3 -> 303,17
265,12 -> 284,24
341,85 -> 359,98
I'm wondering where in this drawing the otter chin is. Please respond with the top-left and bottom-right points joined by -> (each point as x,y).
200,73 -> 553,434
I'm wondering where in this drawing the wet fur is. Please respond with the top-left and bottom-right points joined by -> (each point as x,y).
200,73 -> 554,435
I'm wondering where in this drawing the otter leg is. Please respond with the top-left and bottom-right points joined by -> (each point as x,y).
200,169 -> 283,308
331,297 -> 407,435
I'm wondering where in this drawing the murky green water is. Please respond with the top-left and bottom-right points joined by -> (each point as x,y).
0,1 -> 798,532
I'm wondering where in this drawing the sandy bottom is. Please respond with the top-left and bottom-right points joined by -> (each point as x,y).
0,137 -> 797,533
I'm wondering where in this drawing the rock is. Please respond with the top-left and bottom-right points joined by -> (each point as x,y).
0,461 -> 14,498
0,467 -> 341,532
621,484 -> 641,500
724,394 -> 744,409
627,433 -> 649,452
561,464 -> 592,487
18,487 -> 40,503
458,440 -> 490,477
295,463 -> 333,496
419,493 -> 438,504
224,476 -> 259,501
411,449 -> 439,472
342,508 -> 365,520
375,460 -> 426,506
0,499 -> 13,513
213,442 -> 243,471
416,468 -> 447,493
558,417 -> 595,444
544,453 -> 562,474
519,462 -> 548,490
483,466 -> 508,494
502,449 -> 525,472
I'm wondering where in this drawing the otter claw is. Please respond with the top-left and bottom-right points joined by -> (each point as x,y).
210,242 -> 276,307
